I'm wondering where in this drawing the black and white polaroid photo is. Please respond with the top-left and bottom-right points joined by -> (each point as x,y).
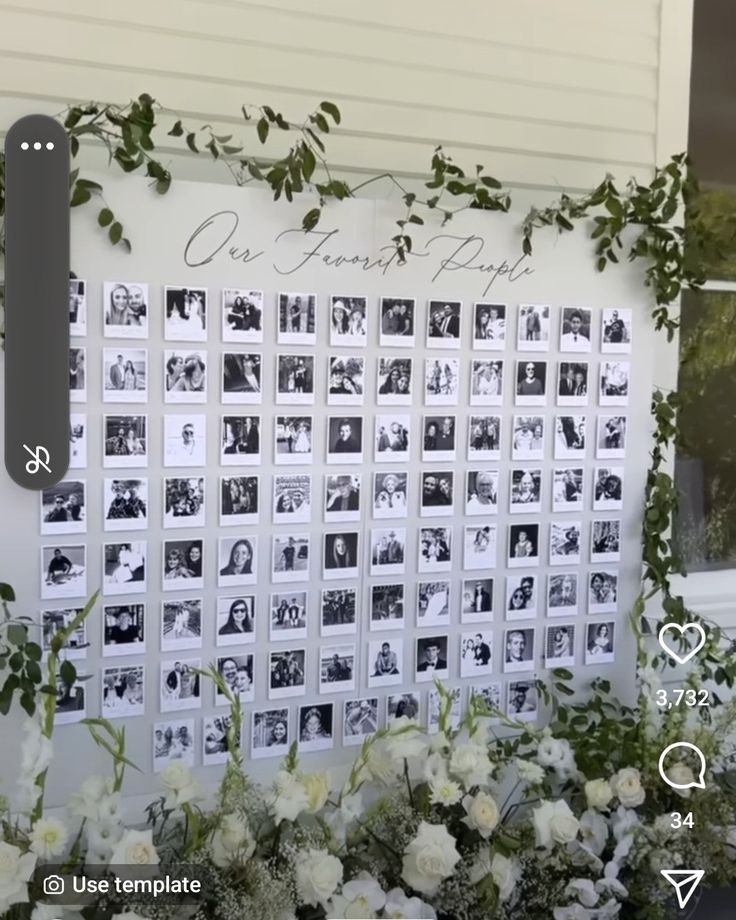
588,571 -> 618,614
163,477 -> 204,528
222,288 -> 264,343
330,296 -> 368,347
376,356 -> 413,405
375,414 -> 409,462
163,539 -> 204,592
69,347 -> 86,402
601,308 -> 632,353
69,413 -> 87,470
591,519 -> 622,563
102,665 -> 145,719
422,415 -> 455,462
328,355 -> 364,405
464,524 -> 497,571
460,630 -> 493,678
473,302 -> 506,350
321,588 -> 357,637
518,304 -> 551,351
419,526 -> 452,574
508,523 -> 540,568
427,300 -> 462,348
270,590 -> 308,641
549,521 -> 582,566
273,472 -> 312,525
69,278 -> 86,336
269,648 -> 307,700
585,621 -> 616,665
593,466 -> 624,511
221,415 -> 260,466
512,416 -> 545,461
416,635 -> 449,683
275,416 -> 312,464
220,475 -> 258,526
427,686 -> 462,734
506,574 -> 538,620
554,415 -> 586,460
466,469 -> 499,515
507,681 -> 538,722
164,350 -> 206,404
161,598 -> 202,652
54,676 -> 87,725
545,624 -> 576,668
370,583 -> 405,631
547,573 -> 579,617
104,478 -> 148,531
272,534 -> 310,583
557,362 -> 589,406
425,357 -> 460,405
324,473 -> 360,523
420,470 -> 455,516
509,468 -> 542,514
471,683 -> 501,718
216,654 -> 255,704
251,708 -> 290,759
416,580 -> 451,627
515,359 -> 547,406
277,354 -> 315,405
380,297 -> 415,346
323,532 -> 359,580
103,282 -> 148,338
597,416 -> 627,459
102,542 -> 145,596
370,527 -> 406,576
470,359 -> 503,406
343,698 -> 379,745
600,361 -> 630,406
387,692 -> 420,726
42,607 -> 87,660
103,415 -> 146,468
153,719 -> 194,771
468,415 -> 501,460
319,644 -> 355,694
328,416 -> 364,464
560,307 -> 592,353
217,595 -> 256,646
222,352 -> 262,404
368,638 -> 403,687
165,286 -> 207,341
461,577 -> 493,624
40,481 -> 86,535
503,627 -> 535,673
299,703 -> 335,753
161,658 -> 201,712
218,536 -> 257,587
552,467 -> 584,513
278,292 -> 316,345
203,714 -> 235,766
373,471 -> 408,519
103,604 -> 144,656
164,414 -> 207,467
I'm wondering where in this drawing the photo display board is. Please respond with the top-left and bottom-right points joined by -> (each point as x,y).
0,175 -> 652,803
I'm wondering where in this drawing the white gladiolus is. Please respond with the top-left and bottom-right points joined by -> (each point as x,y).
491,852 -> 520,902
461,791 -> 500,838
0,841 -> 36,915
85,820 -> 124,862
29,817 -> 69,860
295,848 -> 343,909
328,872 -> 385,918
565,878 -> 599,907
268,770 -> 310,824
580,810 -> 608,857
210,813 -> 255,868
533,800 -> 580,848
385,718 -> 428,764
160,762 -> 202,810
384,887 -> 437,918
109,829 -> 159,866
356,740 -> 400,787
401,822 -> 460,896
611,768 -> 645,808
302,771 -> 331,814
422,752 -> 449,786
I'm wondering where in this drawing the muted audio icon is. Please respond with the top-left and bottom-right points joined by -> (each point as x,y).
23,444 -> 52,475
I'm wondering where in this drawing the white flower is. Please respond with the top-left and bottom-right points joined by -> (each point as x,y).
516,759 -> 545,785
584,779 -> 613,811
401,822 -> 460,896
85,820 -> 123,862
112,913 -> 150,920
461,791 -> 500,838
385,719 -> 428,763
109,829 -> 159,866
596,898 -> 623,919
0,841 -> 36,914
384,887 -> 437,919
664,763 -> 694,797
29,817 -> 69,859
302,771 -> 331,814
611,806 -> 640,843
596,876 -> 628,899
491,852 -> 519,902
422,753 -> 449,786
32,907 -> 69,920
580,810 -> 608,857
553,905 -> 594,920
565,878 -> 599,908
448,742 -> 493,788
210,813 -> 255,868
295,848 -> 343,909
68,775 -> 115,821
328,873 -> 385,918
611,768 -> 645,808
160,761 -> 201,810
468,848 -> 493,885
429,778 -> 463,807
537,735 -> 576,779
339,791 -> 363,825
357,741 -> 400,787
268,770 -> 309,824
429,731 -> 450,754
20,716 -> 53,778
533,800 -> 580,848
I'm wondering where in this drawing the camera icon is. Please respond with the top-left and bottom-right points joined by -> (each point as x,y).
43,874 -> 65,896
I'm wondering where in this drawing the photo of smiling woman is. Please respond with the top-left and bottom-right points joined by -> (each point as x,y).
216,596 -> 256,645
323,532 -> 359,580
251,708 -> 290,759
218,536 -> 257,587
103,281 -> 149,338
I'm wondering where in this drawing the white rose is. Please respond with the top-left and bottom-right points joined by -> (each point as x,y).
109,829 -> 159,866
461,792 -> 500,838
533,800 -> 580,848
516,759 -> 545,785
268,770 -> 309,824
449,743 -> 492,788
536,736 -> 565,768
29,817 -> 69,859
210,813 -> 255,867
579,810 -> 608,857
429,778 -> 463,807
384,887 -> 437,919
0,842 -> 36,914
295,848 -> 343,909
302,771 -> 331,814
665,763 -> 694,797
401,822 -> 460,896
491,852 -> 519,902
611,768 -> 645,808
584,779 -> 613,811
160,762 -> 201,810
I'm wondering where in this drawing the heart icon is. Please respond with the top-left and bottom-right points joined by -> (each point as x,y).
658,622 -> 707,665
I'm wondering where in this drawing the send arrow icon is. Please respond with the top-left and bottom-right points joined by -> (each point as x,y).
660,870 -> 705,909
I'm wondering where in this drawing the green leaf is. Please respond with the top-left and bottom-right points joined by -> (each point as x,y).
109,222 -> 123,245
320,101 -> 341,125
186,133 -> 199,154
168,120 -> 184,137
98,208 -> 114,227
6,624 -> 27,647
302,208 -> 321,231
25,642 -> 42,662
257,118 -> 269,145
60,659 -> 77,686
70,185 -> 91,207
302,145 -> 316,182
